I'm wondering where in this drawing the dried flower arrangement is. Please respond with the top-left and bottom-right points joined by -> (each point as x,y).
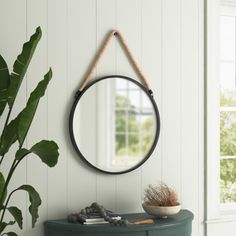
143,182 -> 179,207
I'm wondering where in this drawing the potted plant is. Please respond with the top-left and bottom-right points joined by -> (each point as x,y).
142,182 -> 181,218
0,27 -> 59,235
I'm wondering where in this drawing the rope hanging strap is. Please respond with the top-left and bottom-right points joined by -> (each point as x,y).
79,30 -> 150,92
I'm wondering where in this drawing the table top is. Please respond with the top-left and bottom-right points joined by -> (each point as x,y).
45,209 -> 194,233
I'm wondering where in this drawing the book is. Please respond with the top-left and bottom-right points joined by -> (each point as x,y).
83,221 -> 109,225
77,214 -> 121,224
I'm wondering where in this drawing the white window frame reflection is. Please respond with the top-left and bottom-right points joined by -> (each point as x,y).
96,77 -> 155,172
112,79 -> 153,169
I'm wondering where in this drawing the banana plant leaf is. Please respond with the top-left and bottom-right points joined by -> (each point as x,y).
17,69 -> 52,145
7,27 -> 42,108
0,221 -> 15,234
0,117 -> 19,156
0,172 -> 7,207
0,68 -> 52,155
16,185 -> 41,227
16,140 -> 59,167
7,207 -> 23,229
2,232 -> 17,236
0,55 -> 10,116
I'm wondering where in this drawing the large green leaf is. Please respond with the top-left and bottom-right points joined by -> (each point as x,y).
16,140 -> 59,167
17,69 -> 52,145
16,185 -> 41,227
0,221 -> 15,234
0,172 -> 7,207
0,117 -> 19,156
15,148 -> 30,162
7,207 -> 23,229
0,55 -> 10,116
2,232 -> 17,236
30,140 -> 59,167
0,69 -> 52,155
7,27 -> 42,108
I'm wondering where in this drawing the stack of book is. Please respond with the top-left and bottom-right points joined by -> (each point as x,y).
77,213 -> 121,225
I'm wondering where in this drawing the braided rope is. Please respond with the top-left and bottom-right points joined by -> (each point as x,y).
79,30 -> 150,91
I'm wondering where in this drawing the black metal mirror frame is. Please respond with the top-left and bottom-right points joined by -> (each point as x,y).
69,75 -> 160,174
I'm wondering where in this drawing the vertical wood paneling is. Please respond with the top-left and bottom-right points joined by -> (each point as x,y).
96,0 -> 117,211
67,0 -> 97,212
116,0 -> 142,213
26,1 -> 48,235
181,1 -> 201,236
0,1 -> 27,235
0,0 -> 204,235
141,0 -> 163,192
47,0 -> 68,219
0,0 -> 27,65
162,0 -> 182,195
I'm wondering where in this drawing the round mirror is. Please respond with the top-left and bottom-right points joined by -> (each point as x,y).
69,75 -> 160,174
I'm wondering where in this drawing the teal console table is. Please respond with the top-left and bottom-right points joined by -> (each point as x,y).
44,210 -> 193,236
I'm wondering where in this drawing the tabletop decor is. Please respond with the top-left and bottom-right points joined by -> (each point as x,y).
67,202 -> 125,226
0,27 -> 59,236
142,182 -> 181,217
67,202 -> 154,226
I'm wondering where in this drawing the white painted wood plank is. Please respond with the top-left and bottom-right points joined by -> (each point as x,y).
96,0 -> 117,211
198,1 -> 205,236
206,0 -> 221,222
96,0 -> 116,76
181,1 -> 201,235
116,1 -> 142,80
0,0 -> 27,66
162,0 -> 181,195
116,0 -> 142,213
47,0 -> 68,220
141,0 -> 163,197
0,1 -> 27,235
26,1 -> 48,235
67,0 -> 97,212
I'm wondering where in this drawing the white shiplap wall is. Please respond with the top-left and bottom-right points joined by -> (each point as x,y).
0,0 -> 204,235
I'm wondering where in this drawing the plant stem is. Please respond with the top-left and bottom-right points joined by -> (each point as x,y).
0,106 -> 13,166
0,189 -> 17,223
0,155 -> 4,166
0,153 -> 25,224
0,160 -> 17,206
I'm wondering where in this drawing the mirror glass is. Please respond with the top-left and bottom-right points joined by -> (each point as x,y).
69,76 -> 160,174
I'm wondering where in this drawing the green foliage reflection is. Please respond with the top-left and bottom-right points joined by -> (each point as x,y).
115,94 -> 154,159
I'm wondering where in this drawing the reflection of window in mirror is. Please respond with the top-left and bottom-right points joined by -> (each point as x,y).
96,78 -> 155,171
113,79 -> 154,169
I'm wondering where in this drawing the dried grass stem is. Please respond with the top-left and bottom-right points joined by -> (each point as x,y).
144,182 -> 179,206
